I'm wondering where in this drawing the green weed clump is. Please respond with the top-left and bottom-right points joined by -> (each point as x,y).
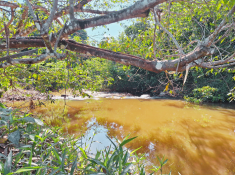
184,86 -> 223,104
0,103 -> 170,175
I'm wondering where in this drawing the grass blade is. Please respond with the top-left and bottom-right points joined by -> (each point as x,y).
13,166 -> 44,173
52,147 -> 62,164
4,150 -> 12,175
61,149 -> 67,172
130,146 -> 142,156
106,136 -> 118,150
79,147 -> 87,159
88,158 -> 109,174
120,136 -> 137,147
70,156 -> 77,175
120,163 -> 132,175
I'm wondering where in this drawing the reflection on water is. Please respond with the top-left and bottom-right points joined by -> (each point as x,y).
33,99 -> 235,174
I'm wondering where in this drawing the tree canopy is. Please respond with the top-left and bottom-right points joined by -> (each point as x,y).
1,0 -> 235,72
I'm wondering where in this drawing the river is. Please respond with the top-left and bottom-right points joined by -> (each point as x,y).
28,98 -> 235,174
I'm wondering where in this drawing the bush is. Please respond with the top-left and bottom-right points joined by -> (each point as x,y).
184,86 -> 223,103
183,67 -> 235,103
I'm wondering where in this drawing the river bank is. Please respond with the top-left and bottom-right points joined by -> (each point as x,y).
0,88 -> 175,103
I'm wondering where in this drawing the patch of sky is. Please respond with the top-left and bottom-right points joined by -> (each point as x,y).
84,0 -> 136,42
16,0 -> 137,42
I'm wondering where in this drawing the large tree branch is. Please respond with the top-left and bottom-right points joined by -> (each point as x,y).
54,0 -> 92,19
14,9 -> 28,37
63,39 -> 158,72
60,0 -> 165,37
25,0 -> 41,31
0,36 -> 211,73
17,0 -> 61,36
0,49 -> 38,62
197,61 -> 235,69
69,0 -> 75,21
60,39 -> 211,73
4,23 -> 9,61
153,7 -> 184,55
200,52 -> 235,68
81,9 -> 115,14
0,53 -> 67,68
0,1 -> 18,8
0,8 -> 14,34
17,0 -> 168,37
20,0 -> 166,37
43,0 -> 58,33
2,0 -> 234,74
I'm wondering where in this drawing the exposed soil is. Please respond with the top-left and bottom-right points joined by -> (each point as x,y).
0,88 -> 173,104
0,88 -> 48,103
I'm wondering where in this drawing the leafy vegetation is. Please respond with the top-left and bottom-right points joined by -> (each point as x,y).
0,0 -> 235,102
0,103 -> 169,175
0,57 -> 113,96
184,86 -> 221,104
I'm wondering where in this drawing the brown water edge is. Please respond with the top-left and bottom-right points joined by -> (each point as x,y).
6,99 -> 235,174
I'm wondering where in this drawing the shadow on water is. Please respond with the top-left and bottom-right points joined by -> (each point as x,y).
94,117 -> 235,174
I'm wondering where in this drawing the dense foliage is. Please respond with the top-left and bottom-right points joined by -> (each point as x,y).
0,0 -> 235,100
96,4 -> 235,101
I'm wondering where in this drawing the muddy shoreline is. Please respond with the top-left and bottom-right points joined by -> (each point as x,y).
0,88 -> 176,103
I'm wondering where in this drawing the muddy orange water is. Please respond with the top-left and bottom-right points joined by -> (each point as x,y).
31,99 -> 235,174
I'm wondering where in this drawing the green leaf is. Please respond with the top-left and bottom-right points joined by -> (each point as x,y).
52,147 -> 62,164
88,158 -> 109,174
0,108 -> 12,119
0,102 -> 6,109
0,163 -> 3,172
130,146 -> 142,155
70,157 -> 77,175
0,153 -> 7,159
120,136 -> 137,147
0,120 -> 7,126
14,150 -> 23,167
157,156 -> 162,165
163,159 -> 168,165
4,150 -> 12,175
8,130 -> 20,146
12,166 -> 44,174
120,163 -> 132,175
220,37 -> 226,43
20,117 -> 35,123
61,149 -> 67,172
95,150 -> 101,160
29,148 -> 33,166
106,136 -> 118,150
79,147 -> 87,159
20,117 -> 44,126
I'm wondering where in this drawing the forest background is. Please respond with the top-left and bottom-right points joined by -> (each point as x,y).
0,0 -> 235,103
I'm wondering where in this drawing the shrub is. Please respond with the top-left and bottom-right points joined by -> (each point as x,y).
184,86 -> 223,103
